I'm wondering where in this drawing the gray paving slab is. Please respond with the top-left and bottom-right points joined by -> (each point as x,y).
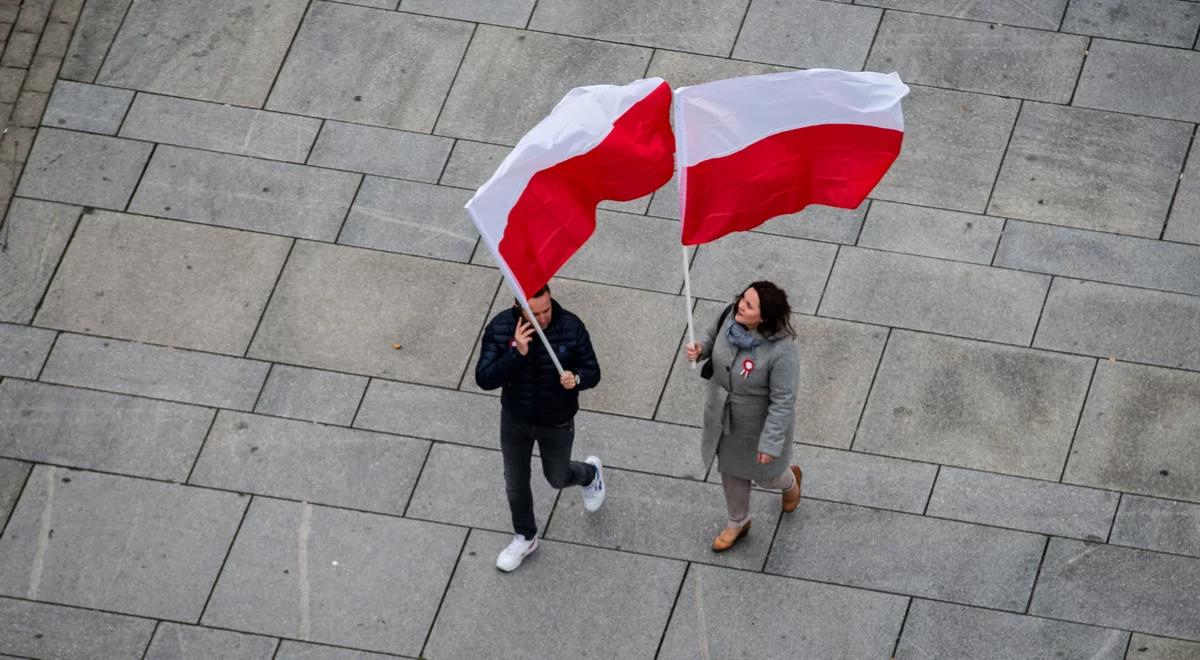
858,201 -> 1004,264
190,411 -> 429,515
276,641 -> 404,660
0,466 -> 246,620
1110,495 -> 1200,558
424,530 -> 684,660
660,564 -> 908,660
405,442 -> 558,533
0,596 -> 155,660
435,25 -> 651,145
1031,538 -> 1200,641
818,247 -> 1050,345
35,211 -> 291,355
60,0 -> 132,82
16,128 -> 151,210
1128,634 -> 1200,659
529,0 -> 747,56
1062,0 -> 1200,47
657,307 -> 889,451
871,85 -> 1020,213
767,498 -> 1045,610
400,0 -> 533,27
1064,361 -> 1200,503
202,498 -> 464,657
755,202 -> 867,245
0,380 -> 212,481
793,444 -> 937,513
0,459 -> 31,532
42,81 -> 132,134
308,121 -> 452,182
926,466 -> 1119,540
0,199 -> 80,324
1164,139 -> 1200,245
855,0 -> 1067,29
96,0 -> 307,106
547,467 -> 780,570
856,331 -> 1093,480
340,177 -> 475,262
267,2 -> 472,132
989,103 -> 1190,237
336,0 -> 398,8
473,210 -> 686,293
689,231 -> 837,312
0,323 -> 54,379
119,94 -> 322,163
40,333 -> 269,410
459,278 -> 684,419
247,241 -> 498,386
128,146 -> 360,241
866,11 -> 1087,103
896,599 -> 1129,660
1074,39 -> 1200,123
354,379 -> 499,447
255,365 -> 368,426
438,140 -> 513,191
733,0 -> 881,70
572,410 -> 708,480
144,623 -> 276,660
996,220 -> 1200,295
1034,278 -> 1200,372
646,47 -> 790,91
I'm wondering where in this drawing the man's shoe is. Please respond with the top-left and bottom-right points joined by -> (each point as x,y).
712,520 -> 751,552
782,465 -> 803,513
496,534 -> 538,572
582,456 -> 606,512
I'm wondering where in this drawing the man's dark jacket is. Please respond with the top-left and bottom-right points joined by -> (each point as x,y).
475,299 -> 600,426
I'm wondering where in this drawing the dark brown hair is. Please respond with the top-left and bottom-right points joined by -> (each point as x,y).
513,284 -> 550,307
741,280 -> 795,338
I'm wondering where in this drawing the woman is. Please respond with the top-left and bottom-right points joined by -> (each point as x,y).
685,280 -> 802,552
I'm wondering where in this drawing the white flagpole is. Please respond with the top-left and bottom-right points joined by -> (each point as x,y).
682,245 -> 696,369
676,89 -> 697,369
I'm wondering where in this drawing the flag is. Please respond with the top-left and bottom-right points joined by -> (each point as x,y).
676,69 -> 909,245
466,77 -> 674,300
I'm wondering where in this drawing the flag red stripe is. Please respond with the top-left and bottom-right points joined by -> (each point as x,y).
682,123 -> 902,245
499,82 -> 674,297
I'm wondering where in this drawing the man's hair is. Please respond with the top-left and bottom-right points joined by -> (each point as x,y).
741,280 -> 795,338
513,284 -> 550,307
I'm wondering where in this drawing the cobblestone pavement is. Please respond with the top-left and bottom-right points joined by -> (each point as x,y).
2,0 -> 1200,658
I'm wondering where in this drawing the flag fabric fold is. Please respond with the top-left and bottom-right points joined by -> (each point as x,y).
675,69 -> 909,246
466,77 -> 675,300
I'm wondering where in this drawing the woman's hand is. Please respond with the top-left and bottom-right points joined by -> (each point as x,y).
685,341 -> 701,362
757,452 -> 774,464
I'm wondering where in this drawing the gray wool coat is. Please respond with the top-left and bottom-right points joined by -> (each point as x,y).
697,309 -> 799,482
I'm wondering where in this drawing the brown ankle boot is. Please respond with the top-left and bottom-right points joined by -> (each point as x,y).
712,519 -> 751,552
782,465 -> 803,513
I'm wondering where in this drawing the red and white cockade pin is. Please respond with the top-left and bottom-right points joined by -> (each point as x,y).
739,358 -> 756,378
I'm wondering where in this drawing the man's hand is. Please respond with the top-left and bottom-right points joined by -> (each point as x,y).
757,452 -> 774,464
685,341 -> 701,362
513,317 -> 535,356
560,370 -> 577,390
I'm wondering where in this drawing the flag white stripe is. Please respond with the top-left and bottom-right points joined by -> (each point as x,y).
675,69 -> 909,167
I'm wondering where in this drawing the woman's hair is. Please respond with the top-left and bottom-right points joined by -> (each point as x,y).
742,280 -> 795,338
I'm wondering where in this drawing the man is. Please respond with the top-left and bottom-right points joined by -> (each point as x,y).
475,284 -> 606,572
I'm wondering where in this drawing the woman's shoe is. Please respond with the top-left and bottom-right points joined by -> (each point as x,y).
782,465 -> 803,513
712,519 -> 751,552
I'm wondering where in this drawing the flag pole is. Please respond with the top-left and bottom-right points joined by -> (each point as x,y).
682,244 -> 696,369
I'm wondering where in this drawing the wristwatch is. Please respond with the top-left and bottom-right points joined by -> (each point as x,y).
574,373 -> 582,387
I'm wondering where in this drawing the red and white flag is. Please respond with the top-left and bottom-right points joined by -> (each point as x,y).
466,77 -> 674,300
676,69 -> 909,245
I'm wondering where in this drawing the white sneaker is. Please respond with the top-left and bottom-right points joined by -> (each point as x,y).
496,534 -> 538,572
582,456 -> 606,512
